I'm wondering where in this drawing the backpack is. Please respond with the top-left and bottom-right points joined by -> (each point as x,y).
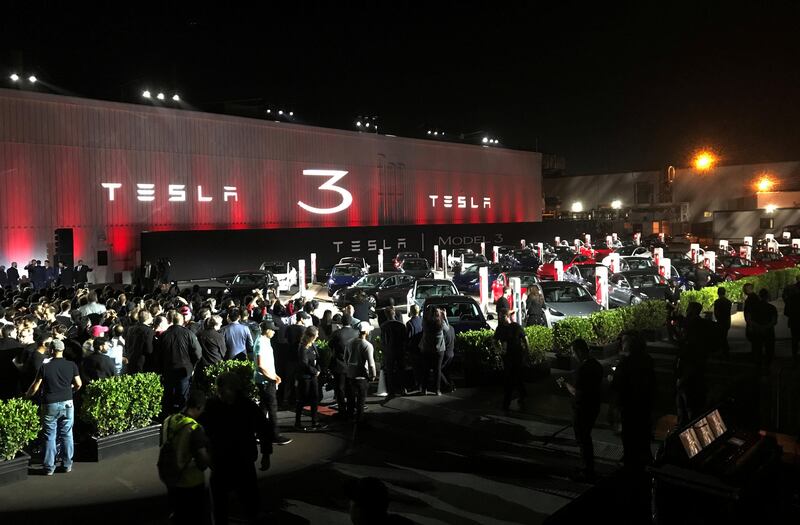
157,415 -> 194,487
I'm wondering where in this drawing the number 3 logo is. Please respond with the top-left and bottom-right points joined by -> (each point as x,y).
297,169 -> 354,215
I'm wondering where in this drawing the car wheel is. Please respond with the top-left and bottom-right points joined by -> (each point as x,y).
725,275 -> 734,282
630,296 -> 642,305
368,295 -> 377,308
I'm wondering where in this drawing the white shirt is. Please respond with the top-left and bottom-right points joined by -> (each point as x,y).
256,335 -> 277,386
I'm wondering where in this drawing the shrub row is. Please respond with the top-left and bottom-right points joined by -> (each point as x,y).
457,299 -> 669,371
0,397 -> 40,461
80,372 -> 163,437
678,267 -> 800,314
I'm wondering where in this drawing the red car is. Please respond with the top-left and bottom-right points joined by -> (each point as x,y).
492,271 -> 539,303
752,251 -> 796,271
716,256 -> 767,281
537,253 -> 595,280
779,246 -> 800,265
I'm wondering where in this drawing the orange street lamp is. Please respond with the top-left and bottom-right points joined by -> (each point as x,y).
692,150 -> 718,172
755,175 -> 775,193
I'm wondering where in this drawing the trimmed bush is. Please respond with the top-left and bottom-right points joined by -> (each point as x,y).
678,268 -> 800,313
634,300 -> 669,331
552,316 -> 594,356
524,325 -> 552,365
458,329 -> 503,372
80,373 -> 163,437
0,397 -> 40,461
588,309 -> 624,345
197,360 -> 258,402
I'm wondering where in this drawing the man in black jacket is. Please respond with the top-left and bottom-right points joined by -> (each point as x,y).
380,306 -> 407,396
74,260 -> 93,285
562,339 -> 603,482
159,311 -> 202,413
713,287 -> 732,358
6,262 -> 20,288
125,310 -> 155,374
328,314 -> 359,414
197,315 -> 227,367
201,372 -> 271,525
81,337 -> 116,383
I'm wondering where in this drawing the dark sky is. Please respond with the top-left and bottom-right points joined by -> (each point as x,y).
3,1 -> 800,173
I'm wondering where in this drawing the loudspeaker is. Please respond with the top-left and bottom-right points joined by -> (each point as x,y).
97,250 -> 108,266
54,228 -> 74,267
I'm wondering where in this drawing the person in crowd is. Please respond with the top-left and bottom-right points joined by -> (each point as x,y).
125,310 -> 155,374
610,331 -> 655,471
494,307 -> 528,411
345,476 -> 414,525
197,315 -> 227,368
0,265 -> 6,287
159,311 -> 203,413
742,282 -> 759,356
525,286 -> 546,327
26,339 -> 81,475
406,304 -> 423,339
676,302 -> 711,426
752,288 -> 778,368
785,276 -> 800,365
222,308 -> 253,361
0,324 -> 22,399
380,306 -> 406,397
81,336 -> 116,383
713,287 -> 732,358
108,323 -> 126,375
253,319 -> 292,445
56,300 -> 72,326
78,292 -> 107,318
495,288 -> 511,313
440,314 -> 456,393
74,259 -> 93,285
319,310 -> 334,340
7,262 -> 20,288
201,372 -> 271,525
351,291 -> 372,324
344,322 -> 376,423
329,314 -> 359,416
45,260 -> 58,288
665,279 -> 681,341
303,300 -> 320,327
561,339 -> 603,482
58,261 -> 74,287
419,307 -> 445,395
295,326 -> 324,431
159,390 -> 211,525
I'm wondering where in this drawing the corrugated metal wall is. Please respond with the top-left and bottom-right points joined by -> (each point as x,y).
0,89 -> 541,273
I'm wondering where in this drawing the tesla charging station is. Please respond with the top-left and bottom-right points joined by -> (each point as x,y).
783,231 -> 791,241
606,235 -> 613,248
298,259 -> 306,295
536,242 -> 544,260
744,236 -> 753,247
603,253 -> 621,274
660,258 -> 671,279
740,245 -> 752,260
378,249 -> 384,272
442,250 -> 448,279
493,245 -> 500,263
521,239 -> 526,248
612,232 -> 618,243
704,252 -> 716,273
585,234 -> 591,244
510,276 -> 523,324
690,243 -> 700,264
554,260 -> 564,281
481,241 -> 486,256
793,239 -> 800,251
634,232 -> 641,246
719,239 -> 728,253
434,244 -> 439,271
479,266 -> 489,314
595,265 -> 608,309
555,236 -> 561,246
310,253 -> 317,283
574,239 -> 581,253
653,247 -> 663,266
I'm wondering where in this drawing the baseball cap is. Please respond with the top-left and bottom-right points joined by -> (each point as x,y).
261,319 -> 278,331
90,325 -> 109,338
49,339 -> 65,352
359,321 -> 373,333
296,311 -> 311,320
179,306 -> 191,316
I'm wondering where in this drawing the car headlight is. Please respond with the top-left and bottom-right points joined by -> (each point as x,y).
548,307 -> 565,316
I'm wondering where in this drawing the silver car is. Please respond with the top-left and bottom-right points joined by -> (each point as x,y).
539,281 -> 602,326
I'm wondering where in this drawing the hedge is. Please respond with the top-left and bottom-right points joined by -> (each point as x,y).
197,360 -> 259,402
0,397 -> 40,461
80,373 -> 163,437
679,267 -> 800,314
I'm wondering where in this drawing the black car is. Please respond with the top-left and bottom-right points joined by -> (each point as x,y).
563,263 -> 605,295
399,258 -> 434,278
422,295 -> 491,334
184,270 -> 278,298
608,270 -> 669,307
500,249 -> 540,272
332,272 -> 417,309
392,251 -> 420,270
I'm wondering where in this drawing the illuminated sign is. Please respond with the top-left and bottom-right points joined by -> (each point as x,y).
101,183 -> 238,202
429,195 -> 491,208
297,169 -> 353,215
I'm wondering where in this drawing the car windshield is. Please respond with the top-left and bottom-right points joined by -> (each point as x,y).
624,258 -> 654,270
616,246 -> 639,256
430,302 -> 482,323
260,263 -> 285,273
542,284 -> 593,302
397,252 -> 419,259
578,266 -> 598,280
332,266 -> 362,277
232,274 -> 261,286
721,257 -> 751,268
628,274 -> 665,287
452,249 -> 473,256
462,263 -> 485,275
403,259 -> 429,270
462,254 -> 486,264
354,274 -> 385,287
511,274 -> 538,287
415,284 -> 455,299
340,258 -> 363,265
556,252 -> 575,263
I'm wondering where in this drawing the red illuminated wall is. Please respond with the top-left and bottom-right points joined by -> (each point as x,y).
0,89 -> 542,274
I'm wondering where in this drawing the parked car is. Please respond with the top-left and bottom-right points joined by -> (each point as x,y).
779,245 -> 800,265
537,252 -> 594,280
716,256 -> 767,281
184,270 -> 278,298
492,271 -> 539,303
608,270 -> 669,307
452,262 -> 503,294
615,245 -> 651,257
591,240 -> 614,259
540,281 -> 602,326
399,257 -> 434,279
618,256 -> 655,272
447,248 -> 475,268
423,295 -> 491,334
332,272 -> 417,309
407,279 -> 460,310
563,262 -> 606,295
500,249 -> 540,272
326,264 -> 367,296
392,251 -> 421,269
752,250 -> 796,271
339,257 -> 370,274
259,261 -> 297,291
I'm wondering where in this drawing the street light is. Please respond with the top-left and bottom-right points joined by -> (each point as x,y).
611,199 -> 622,209
172,94 -> 180,102
766,204 -> 777,214
571,201 -> 584,213
28,75 -> 37,84
142,90 -> 152,99
156,92 -> 165,100
9,73 -> 19,82
755,175 -> 775,193
692,149 -> 718,172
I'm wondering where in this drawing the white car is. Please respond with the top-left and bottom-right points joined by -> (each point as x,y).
259,261 -> 297,292
406,279 -> 460,310
339,257 -> 370,274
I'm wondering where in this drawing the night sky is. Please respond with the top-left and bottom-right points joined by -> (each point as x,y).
3,1 -> 799,174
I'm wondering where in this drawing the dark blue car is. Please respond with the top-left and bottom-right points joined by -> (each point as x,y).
327,264 -> 366,296
452,262 -> 503,294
